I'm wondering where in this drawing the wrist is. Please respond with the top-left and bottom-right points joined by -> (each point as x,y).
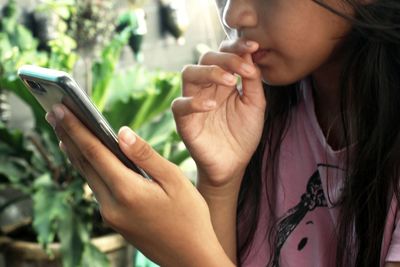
196,171 -> 242,264
196,169 -> 245,197
197,170 -> 243,211
197,181 -> 241,205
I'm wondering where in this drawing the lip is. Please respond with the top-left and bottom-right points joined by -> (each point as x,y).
252,49 -> 272,64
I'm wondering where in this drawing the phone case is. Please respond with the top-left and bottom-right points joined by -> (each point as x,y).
18,65 -> 149,178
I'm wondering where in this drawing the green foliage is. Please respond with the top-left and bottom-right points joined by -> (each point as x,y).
0,0 -> 77,135
91,28 -> 132,111
81,243 -> 110,267
0,1 -> 107,266
92,31 -> 187,165
32,175 -> 101,267
100,67 -> 187,164
0,123 -> 34,185
34,0 -> 75,20
0,1 -> 190,267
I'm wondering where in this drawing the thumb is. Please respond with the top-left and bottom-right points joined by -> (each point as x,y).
240,53 -> 266,109
118,126 -> 181,189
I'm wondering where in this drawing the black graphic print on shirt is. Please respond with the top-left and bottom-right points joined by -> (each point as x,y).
270,169 -> 328,267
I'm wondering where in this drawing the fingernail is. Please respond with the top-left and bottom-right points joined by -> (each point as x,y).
223,73 -> 236,84
244,41 -> 257,48
241,63 -> 255,74
52,105 -> 64,121
119,126 -> 136,146
45,113 -> 56,128
203,100 -> 216,109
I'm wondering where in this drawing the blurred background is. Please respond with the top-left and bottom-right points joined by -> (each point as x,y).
0,0 -> 225,266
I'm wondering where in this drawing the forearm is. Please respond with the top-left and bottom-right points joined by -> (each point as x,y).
197,172 -> 244,265
177,239 -> 236,267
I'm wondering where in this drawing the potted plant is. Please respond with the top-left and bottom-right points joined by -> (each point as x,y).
0,1 -> 114,266
0,1 -> 190,266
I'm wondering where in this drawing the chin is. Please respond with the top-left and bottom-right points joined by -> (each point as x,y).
259,67 -> 303,86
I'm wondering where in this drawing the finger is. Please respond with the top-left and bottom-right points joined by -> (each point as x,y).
182,65 -> 237,97
219,38 -> 259,55
199,51 -> 258,79
60,142 -> 118,220
118,126 -> 182,193
240,54 -> 266,108
56,134 -> 114,207
171,97 -> 217,118
49,105 -> 144,194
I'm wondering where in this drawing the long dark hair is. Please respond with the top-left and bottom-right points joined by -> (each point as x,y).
236,0 -> 400,266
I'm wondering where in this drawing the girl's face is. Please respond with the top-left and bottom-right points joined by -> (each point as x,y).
218,0 -> 354,85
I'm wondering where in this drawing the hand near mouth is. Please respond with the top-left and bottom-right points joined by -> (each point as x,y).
172,38 -> 266,188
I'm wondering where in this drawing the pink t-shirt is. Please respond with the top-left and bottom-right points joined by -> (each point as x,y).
241,78 -> 400,266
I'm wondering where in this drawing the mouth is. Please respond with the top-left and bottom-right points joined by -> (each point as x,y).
252,49 -> 272,64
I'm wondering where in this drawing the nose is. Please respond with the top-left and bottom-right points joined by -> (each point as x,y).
222,0 -> 258,32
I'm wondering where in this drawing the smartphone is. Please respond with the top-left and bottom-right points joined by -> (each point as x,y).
18,65 -> 149,178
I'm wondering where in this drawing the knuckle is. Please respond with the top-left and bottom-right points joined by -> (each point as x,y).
231,55 -> 243,66
198,51 -> 214,64
181,64 -> 192,74
171,97 -> 182,111
167,166 -> 187,194
61,114 -> 79,132
135,142 -> 153,162
181,65 -> 194,80
168,162 -> 182,178
114,188 -> 134,205
83,142 -> 102,160
208,65 -> 222,79
101,206 -> 119,228
68,155 -> 89,177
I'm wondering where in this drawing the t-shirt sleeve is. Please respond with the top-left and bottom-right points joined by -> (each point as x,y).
385,201 -> 400,262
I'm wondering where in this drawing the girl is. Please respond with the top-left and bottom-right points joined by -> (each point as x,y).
45,0 -> 400,266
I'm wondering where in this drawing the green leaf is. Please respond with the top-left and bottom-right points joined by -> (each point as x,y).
148,74 -> 181,116
0,156 -> 32,184
58,205 -> 85,267
101,70 -> 180,131
105,66 -> 151,107
137,112 -> 176,147
39,130 -> 66,167
0,124 -> 36,183
14,25 -> 37,51
32,174 -> 67,251
81,243 -> 110,267
0,123 -> 24,151
168,148 -> 190,166
33,176 -> 90,267
91,29 -> 131,111
128,74 -> 180,130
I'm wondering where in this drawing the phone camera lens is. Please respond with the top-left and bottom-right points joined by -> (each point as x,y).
27,80 -> 46,94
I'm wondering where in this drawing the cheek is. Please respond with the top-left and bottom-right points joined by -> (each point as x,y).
259,20 -> 351,85
259,41 -> 343,86
256,0 -> 353,85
